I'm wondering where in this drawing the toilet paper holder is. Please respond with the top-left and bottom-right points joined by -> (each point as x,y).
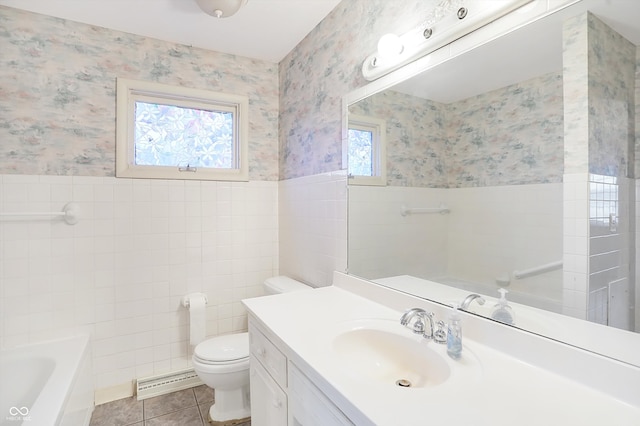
182,293 -> 208,308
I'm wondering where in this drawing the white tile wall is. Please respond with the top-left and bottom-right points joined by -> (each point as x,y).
0,174 -> 278,392
563,173 -> 590,319
449,184 -> 564,310
348,186 -> 449,280
587,174 -> 632,329
278,171 -> 348,287
348,183 -> 564,311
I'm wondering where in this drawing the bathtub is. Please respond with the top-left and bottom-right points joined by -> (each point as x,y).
0,335 -> 94,426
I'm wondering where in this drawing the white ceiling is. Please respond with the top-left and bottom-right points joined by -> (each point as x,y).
0,0 -> 342,62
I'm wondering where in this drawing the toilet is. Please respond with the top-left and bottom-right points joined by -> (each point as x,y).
191,276 -> 312,424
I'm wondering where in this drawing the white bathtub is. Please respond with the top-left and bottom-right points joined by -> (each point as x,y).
0,335 -> 94,426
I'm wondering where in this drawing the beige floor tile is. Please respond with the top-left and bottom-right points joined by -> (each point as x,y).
194,385 -> 214,404
89,397 -> 143,426
143,389 -> 197,419
144,406 -> 203,426
88,387 -> 247,426
198,401 -> 212,422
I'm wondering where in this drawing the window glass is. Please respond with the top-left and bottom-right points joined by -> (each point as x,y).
348,128 -> 374,176
116,78 -> 248,181
134,102 -> 234,168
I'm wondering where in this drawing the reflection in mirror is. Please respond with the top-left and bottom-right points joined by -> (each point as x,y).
347,0 -> 640,367
347,114 -> 387,186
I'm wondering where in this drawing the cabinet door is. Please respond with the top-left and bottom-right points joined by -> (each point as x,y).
250,361 -> 288,426
289,364 -> 354,426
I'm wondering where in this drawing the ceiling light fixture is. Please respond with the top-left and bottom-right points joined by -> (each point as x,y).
196,0 -> 249,18
362,0 -> 534,81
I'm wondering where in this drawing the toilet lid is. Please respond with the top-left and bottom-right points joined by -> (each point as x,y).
194,332 -> 249,362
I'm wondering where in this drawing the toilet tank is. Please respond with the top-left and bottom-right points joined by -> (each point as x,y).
263,276 -> 312,295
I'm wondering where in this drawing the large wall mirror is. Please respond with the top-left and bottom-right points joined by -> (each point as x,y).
346,0 -> 640,367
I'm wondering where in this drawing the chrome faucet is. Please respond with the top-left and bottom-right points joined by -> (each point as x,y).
460,293 -> 486,311
400,308 -> 435,339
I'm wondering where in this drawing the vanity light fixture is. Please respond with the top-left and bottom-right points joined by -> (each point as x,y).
195,0 -> 248,18
362,0 -> 534,80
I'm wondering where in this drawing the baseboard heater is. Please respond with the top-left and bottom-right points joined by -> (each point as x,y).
136,368 -> 203,400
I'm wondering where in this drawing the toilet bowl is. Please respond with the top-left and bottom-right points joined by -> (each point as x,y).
191,276 -> 312,424
192,333 -> 251,422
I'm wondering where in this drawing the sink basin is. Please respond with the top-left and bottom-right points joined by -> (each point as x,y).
332,320 -> 451,389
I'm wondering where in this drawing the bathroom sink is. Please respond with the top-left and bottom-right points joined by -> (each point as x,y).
331,320 -> 451,389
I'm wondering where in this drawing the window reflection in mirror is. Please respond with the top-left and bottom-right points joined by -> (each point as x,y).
347,114 -> 386,186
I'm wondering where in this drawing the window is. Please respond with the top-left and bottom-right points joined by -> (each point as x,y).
116,78 -> 248,181
589,174 -> 619,231
347,114 -> 386,186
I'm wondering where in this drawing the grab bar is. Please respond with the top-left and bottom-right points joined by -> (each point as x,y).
512,260 -> 562,280
400,204 -> 450,216
0,202 -> 79,225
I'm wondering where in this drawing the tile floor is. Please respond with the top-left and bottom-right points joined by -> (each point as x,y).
89,386 -> 251,426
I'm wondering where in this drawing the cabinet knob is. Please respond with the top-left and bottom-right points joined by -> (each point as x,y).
272,399 -> 282,408
257,347 -> 266,357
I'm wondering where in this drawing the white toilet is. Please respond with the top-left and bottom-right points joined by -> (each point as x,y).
191,276 -> 312,424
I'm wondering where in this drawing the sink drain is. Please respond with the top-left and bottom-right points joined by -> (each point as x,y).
395,379 -> 412,388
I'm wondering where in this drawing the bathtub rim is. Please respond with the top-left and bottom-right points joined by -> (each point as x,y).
1,333 -> 92,426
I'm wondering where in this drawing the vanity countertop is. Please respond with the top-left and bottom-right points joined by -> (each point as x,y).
243,277 -> 640,426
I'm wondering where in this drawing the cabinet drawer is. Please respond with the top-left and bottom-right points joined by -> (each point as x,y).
249,323 -> 287,388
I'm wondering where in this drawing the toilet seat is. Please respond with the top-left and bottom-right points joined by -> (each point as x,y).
194,332 -> 249,363
194,354 -> 249,366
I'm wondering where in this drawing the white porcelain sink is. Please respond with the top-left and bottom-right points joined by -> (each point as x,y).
331,320 -> 452,389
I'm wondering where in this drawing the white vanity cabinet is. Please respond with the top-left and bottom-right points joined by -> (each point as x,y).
249,361 -> 288,425
249,319 -> 354,426
249,322 -> 288,425
288,364 -> 354,426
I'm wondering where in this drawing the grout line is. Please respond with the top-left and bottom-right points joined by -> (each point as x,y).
142,388 -> 200,421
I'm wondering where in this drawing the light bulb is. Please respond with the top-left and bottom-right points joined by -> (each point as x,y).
377,34 -> 404,60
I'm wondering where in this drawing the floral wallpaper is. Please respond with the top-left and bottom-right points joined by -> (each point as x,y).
2,3 -> 636,183
349,72 -> 564,188
448,72 -> 564,187
349,90 -> 448,188
586,13 -> 636,178
562,12 -> 590,175
563,12 -> 637,178
282,3 -> 639,185
279,0 -> 441,180
0,6 -> 279,180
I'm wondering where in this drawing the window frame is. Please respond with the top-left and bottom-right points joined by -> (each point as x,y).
116,78 -> 249,181
347,114 -> 386,186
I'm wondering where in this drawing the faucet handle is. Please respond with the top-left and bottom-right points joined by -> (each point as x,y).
434,320 -> 447,344
400,308 -> 428,334
409,317 -> 426,334
400,308 -> 435,338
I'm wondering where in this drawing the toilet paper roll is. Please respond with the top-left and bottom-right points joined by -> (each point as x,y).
186,293 -> 207,345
